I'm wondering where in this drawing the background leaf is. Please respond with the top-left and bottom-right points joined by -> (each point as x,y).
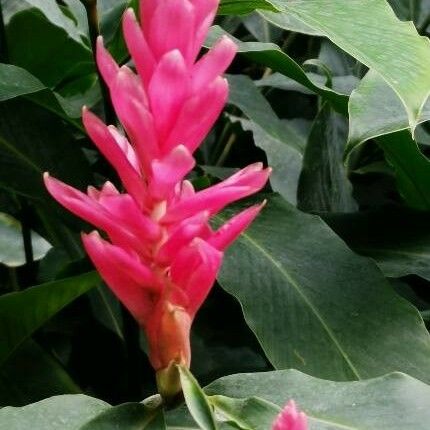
227,75 -> 304,204
0,99 -> 91,200
216,195 -> 430,382
206,370 -> 430,430
269,0 -> 430,127
0,395 -> 109,429
0,212 -> 51,267
0,339 -> 80,407
0,271 -> 100,367
297,103 -> 357,212
348,70 -> 430,151
324,206 -> 430,281
377,130 -> 430,210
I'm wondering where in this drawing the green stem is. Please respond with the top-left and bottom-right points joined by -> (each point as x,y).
83,0 -> 116,125
19,200 -> 34,267
216,132 -> 237,166
0,0 -> 9,62
9,268 -> 19,292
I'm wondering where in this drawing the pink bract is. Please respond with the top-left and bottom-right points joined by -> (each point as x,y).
44,0 -> 270,375
272,400 -> 309,430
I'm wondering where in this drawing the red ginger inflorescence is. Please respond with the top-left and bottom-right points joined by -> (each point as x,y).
44,0 -> 270,388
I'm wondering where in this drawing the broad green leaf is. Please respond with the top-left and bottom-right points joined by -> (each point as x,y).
0,64 -> 44,101
210,396 -> 277,430
2,0 -> 90,45
207,26 -> 348,114
216,195 -> 430,382
348,70 -> 430,151
0,395 -> 109,429
206,370 -> 430,430
259,9 -> 322,35
227,75 -> 304,204
218,0 -> 279,15
3,2 -> 99,112
268,0 -> 430,128
0,271 -> 100,367
297,104 -> 357,213
0,339 -> 80,407
0,64 -> 82,120
377,130 -> 430,210
0,99 -> 91,200
81,402 -> 166,430
5,8 -> 93,89
0,212 -> 52,267
178,365 -> 218,430
324,207 -> 430,281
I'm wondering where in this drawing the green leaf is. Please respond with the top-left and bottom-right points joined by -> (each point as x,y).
297,103 -> 357,213
88,284 -> 124,341
324,207 -> 430,281
377,130 -> 430,210
215,195 -> 430,382
0,99 -> 91,200
268,0 -> 430,128
0,271 -> 100,367
3,2 -> 99,113
5,7 -> 93,89
207,26 -> 349,114
206,370 -> 430,430
0,395 -> 110,429
227,75 -> 304,204
0,64 -> 45,101
218,0 -> 279,15
81,402 -> 166,430
348,70 -> 430,151
0,212 -> 52,267
2,0 -> 90,46
259,9 -> 322,35
210,396 -> 277,430
0,64 -> 82,120
178,365 -> 218,430
0,339 -> 80,407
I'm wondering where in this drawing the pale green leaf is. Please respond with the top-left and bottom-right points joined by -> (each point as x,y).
0,212 -> 52,267
269,0 -> 430,128
206,370 -> 430,430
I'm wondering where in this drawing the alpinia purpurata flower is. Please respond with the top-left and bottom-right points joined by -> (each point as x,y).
44,0 -> 270,388
272,401 -> 309,430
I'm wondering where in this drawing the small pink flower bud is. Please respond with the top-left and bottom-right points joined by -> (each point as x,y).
272,400 -> 309,430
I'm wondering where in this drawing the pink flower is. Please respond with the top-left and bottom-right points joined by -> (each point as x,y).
44,0 -> 270,381
272,401 -> 309,430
